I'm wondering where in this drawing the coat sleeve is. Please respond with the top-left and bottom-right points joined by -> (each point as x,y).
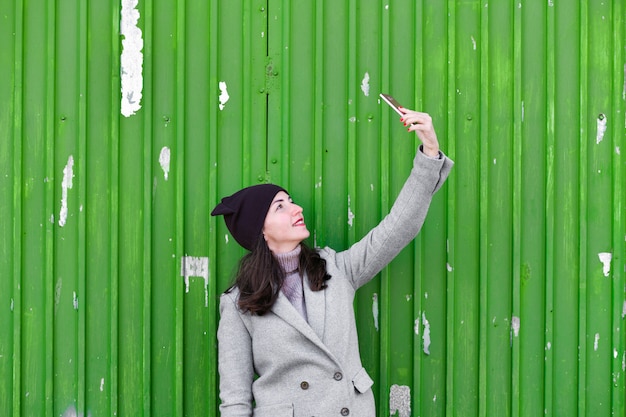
322,146 -> 453,289
217,292 -> 255,417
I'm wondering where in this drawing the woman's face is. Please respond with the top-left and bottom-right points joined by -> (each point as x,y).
263,191 -> 310,253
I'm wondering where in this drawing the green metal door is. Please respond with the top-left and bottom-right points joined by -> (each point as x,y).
0,0 -> 624,416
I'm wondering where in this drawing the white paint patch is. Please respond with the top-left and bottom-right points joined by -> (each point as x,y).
511,316 -> 520,345
347,195 -> 355,227
218,81 -> 230,110
414,317 -> 420,335
224,234 -> 229,244
546,342 -> 552,350
389,384 -> 411,417
446,262 -> 453,272
54,279 -> 63,314
615,349 -> 619,359
120,0 -> 144,117
360,72 -> 370,96
422,312 -> 431,355
159,147 -> 171,180
596,114 -> 607,144
100,378 -> 105,391
61,405 -> 84,417
616,146 -> 621,155
471,35 -> 477,50
372,293 -> 379,331
10,298 -> 14,311
59,155 -> 74,227
598,252 -> 612,277
73,291 -> 78,310
622,300 -> 626,319
594,333 -> 600,351
181,256 -> 210,307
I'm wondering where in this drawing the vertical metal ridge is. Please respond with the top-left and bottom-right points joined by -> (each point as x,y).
107,0 -> 121,412
44,0 -> 56,415
378,0 -> 391,414
444,1 -> 456,414
610,0 -> 626,414
175,0 -> 186,414
478,1 -> 489,415
511,2 -> 523,417
11,0 -> 24,414
578,1 -> 589,415
313,0 -> 324,249
142,0 -> 154,412
543,0 -> 556,415
77,0 -> 89,413
207,0 -> 220,413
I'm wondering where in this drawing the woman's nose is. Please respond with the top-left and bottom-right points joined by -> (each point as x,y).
291,203 -> 303,214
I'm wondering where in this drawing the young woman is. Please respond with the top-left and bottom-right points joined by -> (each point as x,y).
211,108 -> 453,417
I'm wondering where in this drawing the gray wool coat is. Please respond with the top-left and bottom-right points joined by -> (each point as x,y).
218,148 -> 454,417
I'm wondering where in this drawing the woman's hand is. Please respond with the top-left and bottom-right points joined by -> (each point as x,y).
399,108 -> 440,158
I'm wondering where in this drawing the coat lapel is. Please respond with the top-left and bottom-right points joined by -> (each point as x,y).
270,275 -> 328,352
303,274 -> 326,341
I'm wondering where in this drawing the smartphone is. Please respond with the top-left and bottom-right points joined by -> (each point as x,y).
380,93 -> 404,116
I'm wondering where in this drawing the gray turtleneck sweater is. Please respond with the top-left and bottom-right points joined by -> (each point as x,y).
275,245 -> 308,321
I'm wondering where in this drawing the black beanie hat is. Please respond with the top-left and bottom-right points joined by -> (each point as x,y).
211,184 -> 287,251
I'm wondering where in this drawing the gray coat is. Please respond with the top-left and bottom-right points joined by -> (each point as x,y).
218,149 -> 453,417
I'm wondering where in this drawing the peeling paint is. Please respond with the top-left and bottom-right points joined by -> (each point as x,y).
598,252 -> 612,277
372,293 -> 379,331
181,256 -> 210,307
10,298 -> 13,311
61,405 -> 87,417
360,72 -> 370,96
159,147 -> 171,180
414,318 -> 420,335
614,349 -> 619,359
347,195 -> 355,227
471,35 -> 477,50
120,0 -> 144,117
446,263 -> 453,272
594,333 -> 600,351
73,291 -> 78,310
546,342 -> 551,350
59,155 -> 74,227
54,279 -> 63,314
616,146 -> 621,155
622,300 -> 626,319
389,384 -> 411,417
100,378 -> 105,392
596,114 -> 607,144
218,81 -> 230,110
511,316 -> 520,345
422,312 -> 431,355
224,234 -> 229,244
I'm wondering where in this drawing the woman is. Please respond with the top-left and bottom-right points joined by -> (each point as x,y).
211,108 -> 454,417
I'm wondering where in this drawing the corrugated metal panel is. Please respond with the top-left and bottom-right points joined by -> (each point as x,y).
0,0 -> 624,416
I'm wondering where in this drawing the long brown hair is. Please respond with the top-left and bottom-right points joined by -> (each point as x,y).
227,235 -> 331,315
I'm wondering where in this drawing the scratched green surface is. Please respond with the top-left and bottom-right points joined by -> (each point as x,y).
0,0 -> 624,416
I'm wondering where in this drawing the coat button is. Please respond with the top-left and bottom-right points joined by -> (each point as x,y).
333,372 -> 343,381
340,407 -> 350,416
300,381 -> 309,390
